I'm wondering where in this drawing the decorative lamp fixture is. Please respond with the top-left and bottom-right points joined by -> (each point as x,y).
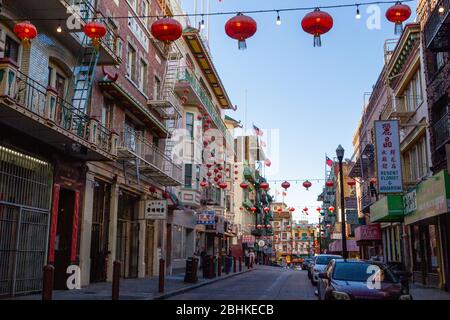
281,181 -> 291,190
386,2 -> 412,34
325,180 -> 334,187
225,13 -> 257,50
150,17 -> 183,43
301,8 -> 334,47
14,21 -> 38,45
303,180 -> 312,190
240,181 -> 249,189
260,182 -> 270,191
84,21 -> 107,50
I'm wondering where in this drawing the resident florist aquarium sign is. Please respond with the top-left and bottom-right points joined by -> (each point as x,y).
374,120 -> 403,194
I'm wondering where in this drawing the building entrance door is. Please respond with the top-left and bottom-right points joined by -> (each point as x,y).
54,188 -> 76,289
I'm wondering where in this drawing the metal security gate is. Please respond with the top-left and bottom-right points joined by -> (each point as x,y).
0,145 -> 53,297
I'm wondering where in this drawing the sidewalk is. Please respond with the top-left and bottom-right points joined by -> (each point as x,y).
10,267 -> 256,300
410,284 -> 450,300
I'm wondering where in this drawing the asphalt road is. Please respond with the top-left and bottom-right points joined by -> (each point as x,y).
168,265 -> 317,300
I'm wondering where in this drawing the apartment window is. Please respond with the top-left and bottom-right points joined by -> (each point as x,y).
101,102 -> 111,129
139,59 -> 148,94
186,112 -> 194,138
141,0 -> 150,26
402,69 -> 423,111
172,225 -> 185,260
402,135 -> 428,183
124,118 -> 139,152
184,164 -> 192,188
4,36 -> 19,63
154,76 -> 161,100
126,44 -> 137,83
436,52 -> 445,71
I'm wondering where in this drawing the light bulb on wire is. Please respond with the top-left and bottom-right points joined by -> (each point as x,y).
438,5 -> 445,13
200,15 -> 205,29
276,11 -> 281,25
355,5 -> 361,19
57,22 -> 62,33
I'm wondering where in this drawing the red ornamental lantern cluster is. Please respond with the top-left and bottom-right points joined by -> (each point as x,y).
151,17 -> 183,43
84,21 -> 107,50
14,21 -> 37,45
386,2 -> 412,35
301,8 -> 333,47
225,13 -> 257,50
303,180 -> 312,190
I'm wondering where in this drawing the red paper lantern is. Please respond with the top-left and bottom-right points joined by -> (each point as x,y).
214,168 -> 219,174
251,206 -> 257,212
281,181 -> 291,190
289,207 -> 295,212
207,171 -> 212,177
149,186 -> 156,193
347,179 -> 356,187
260,182 -> 270,191
84,21 -> 107,49
303,180 -> 312,190
14,21 -> 37,45
266,225 -> 271,229
214,177 -> 219,182
234,170 -> 239,175
264,159 -> 272,167
325,180 -> 334,187
197,114 -> 203,121
257,224 -> 262,229
316,207 -> 321,213
264,207 -> 270,213
217,174 -> 222,179
225,13 -> 257,50
303,207 -> 308,212
328,206 -> 335,213
151,17 -> 182,43
200,181 -> 207,188
206,163 -> 212,168
240,181 -> 249,189
219,182 -> 227,189
386,2 -> 412,34
370,178 -> 377,184
277,207 -> 282,212
162,191 -> 170,199
301,8 -> 334,47
239,207 -> 244,211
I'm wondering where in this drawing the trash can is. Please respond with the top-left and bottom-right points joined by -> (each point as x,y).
184,257 -> 199,283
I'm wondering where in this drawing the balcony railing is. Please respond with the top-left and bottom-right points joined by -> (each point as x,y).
0,60 -> 114,157
118,128 -> 183,185
177,68 -> 234,147
434,112 -> 450,150
424,0 -> 450,51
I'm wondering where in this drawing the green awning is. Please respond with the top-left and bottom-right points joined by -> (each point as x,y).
370,195 -> 404,223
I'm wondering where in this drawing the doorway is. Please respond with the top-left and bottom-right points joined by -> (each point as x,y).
116,191 -> 139,278
54,188 -> 76,290
90,180 -> 111,283
145,221 -> 154,276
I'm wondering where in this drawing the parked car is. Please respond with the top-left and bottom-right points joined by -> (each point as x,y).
317,259 -> 413,300
303,258 -> 313,271
311,254 -> 342,286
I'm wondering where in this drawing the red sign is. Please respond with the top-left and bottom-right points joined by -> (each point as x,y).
355,224 -> 381,241
242,235 -> 255,244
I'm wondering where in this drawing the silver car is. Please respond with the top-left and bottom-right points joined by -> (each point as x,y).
311,254 -> 342,286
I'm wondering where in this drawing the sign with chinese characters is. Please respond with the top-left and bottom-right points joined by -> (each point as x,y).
345,209 -> 359,225
197,211 -> 215,225
144,200 -> 167,219
374,120 -> 403,193
242,235 -> 256,244
404,189 -> 417,215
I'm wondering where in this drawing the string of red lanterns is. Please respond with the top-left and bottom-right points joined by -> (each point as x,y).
13,2 -> 413,49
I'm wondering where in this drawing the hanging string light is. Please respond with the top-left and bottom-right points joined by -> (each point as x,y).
276,11 -> 282,25
355,5 -> 362,19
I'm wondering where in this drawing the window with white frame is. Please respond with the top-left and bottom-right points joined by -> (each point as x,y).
126,43 -> 137,83
401,69 -> 423,111
402,135 -> 428,183
139,58 -> 148,94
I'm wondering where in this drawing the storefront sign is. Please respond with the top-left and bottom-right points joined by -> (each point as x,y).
346,209 -> 359,225
370,194 -> 404,223
404,189 -> 417,214
196,211 -> 215,225
144,200 -> 167,219
242,235 -> 255,244
405,170 -> 450,225
355,224 -> 382,242
374,120 -> 403,193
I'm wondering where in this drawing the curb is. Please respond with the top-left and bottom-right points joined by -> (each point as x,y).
152,267 -> 257,300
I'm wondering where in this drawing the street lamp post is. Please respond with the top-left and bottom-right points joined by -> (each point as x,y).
336,145 -> 348,259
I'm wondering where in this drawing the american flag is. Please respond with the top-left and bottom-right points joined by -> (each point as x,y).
253,124 -> 264,136
326,156 -> 333,167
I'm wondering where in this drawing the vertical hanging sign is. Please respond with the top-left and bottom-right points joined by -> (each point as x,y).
374,120 -> 403,193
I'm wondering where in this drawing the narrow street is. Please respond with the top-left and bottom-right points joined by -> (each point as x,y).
168,266 -> 316,300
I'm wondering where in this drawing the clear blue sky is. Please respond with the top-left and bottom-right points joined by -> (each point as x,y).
181,0 -> 417,222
